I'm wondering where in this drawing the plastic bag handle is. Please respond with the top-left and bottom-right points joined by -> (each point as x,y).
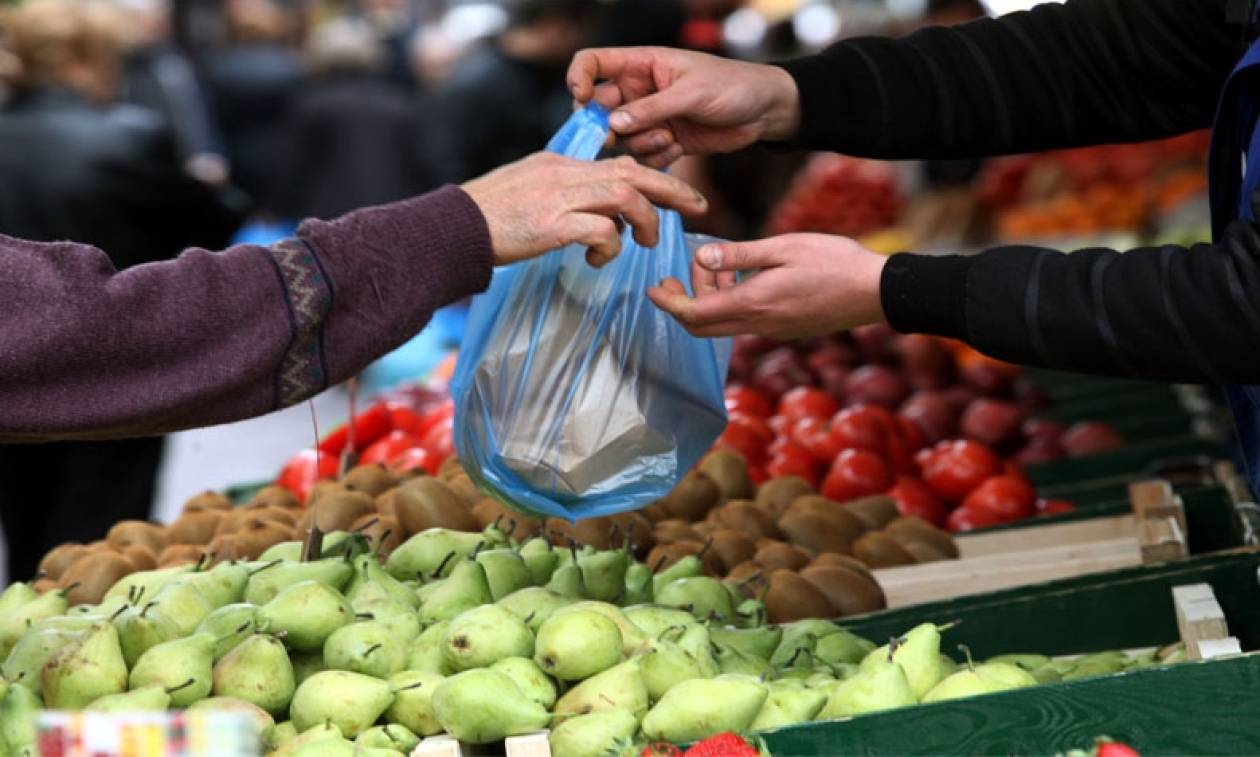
545,103 -> 611,161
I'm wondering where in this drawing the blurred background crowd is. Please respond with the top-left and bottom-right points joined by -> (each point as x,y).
0,0 -> 1048,582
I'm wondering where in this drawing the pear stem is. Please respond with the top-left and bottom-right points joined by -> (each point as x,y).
363,643 -> 382,658
567,539 -> 579,562
523,611 -> 536,626
392,681 -> 424,694
166,678 -> 196,695
491,514 -> 505,531
430,551 -> 457,579
249,559 -> 283,576
888,637 -> 901,662
355,612 -> 375,621
352,516 -> 380,534
127,585 -> 138,605
697,536 -> 714,560
608,524 -> 621,551
937,620 -> 962,634
506,519 -> 518,540
194,553 -> 210,573
650,554 -> 668,574
141,600 -> 157,618
470,540 -> 488,560
375,529 -> 393,554
958,644 -> 976,672
109,604 -> 129,622
736,571 -> 764,588
59,581 -> 82,598
623,522 -> 636,554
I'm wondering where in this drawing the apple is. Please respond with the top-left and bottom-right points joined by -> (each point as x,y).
960,398 -> 1027,450
900,390 -> 961,444
894,334 -> 955,390
1061,421 -> 1125,457
844,365 -> 910,408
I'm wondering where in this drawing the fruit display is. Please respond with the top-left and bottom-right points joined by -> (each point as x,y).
766,154 -> 903,239
0,517 -> 1193,756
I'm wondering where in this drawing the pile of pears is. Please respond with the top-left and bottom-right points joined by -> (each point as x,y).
0,513 -> 1189,757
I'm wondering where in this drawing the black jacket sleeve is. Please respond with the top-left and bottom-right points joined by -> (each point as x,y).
778,0 -> 1260,385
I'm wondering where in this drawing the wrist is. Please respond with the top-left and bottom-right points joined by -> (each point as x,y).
759,65 -> 802,143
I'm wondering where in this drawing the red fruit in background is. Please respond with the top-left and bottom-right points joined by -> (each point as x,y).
778,387 -> 840,425
1036,498 -> 1077,516
388,446 -> 435,476
387,404 -> 425,436
317,402 -> 393,456
914,446 -> 936,470
828,407 -> 888,455
792,417 -> 844,463
807,342 -> 858,372
895,416 -> 927,452
360,430 -> 421,466
683,732 -> 760,757
768,414 -> 790,436
887,475 -> 948,527
1012,437 -> 1066,466
1013,378 -> 1052,412
921,440 -> 1004,502
724,385 -> 773,418
767,449 -> 820,485
814,364 -> 850,404
962,475 -> 1037,520
900,390 -> 961,443
960,359 -> 1015,397
747,465 -> 768,486
844,365 -> 911,408
1061,421 -> 1125,457
1022,418 -> 1067,444
415,400 -> 455,439
276,448 -> 340,503
729,412 -> 774,445
714,422 -> 767,465
942,384 -> 979,410
895,334 -> 955,390
1096,742 -> 1140,757
850,324 -> 899,364
641,742 -> 683,757
822,449 -> 894,502
960,398 -> 1027,450
421,417 -> 455,465
946,504 -> 1007,532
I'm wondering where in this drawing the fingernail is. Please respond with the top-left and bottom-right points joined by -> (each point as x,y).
700,246 -> 721,269
610,111 -> 634,131
652,133 -> 670,149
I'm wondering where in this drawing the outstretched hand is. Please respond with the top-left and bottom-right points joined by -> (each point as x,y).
647,233 -> 888,338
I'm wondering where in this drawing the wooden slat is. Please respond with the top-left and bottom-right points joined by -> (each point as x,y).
1172,582 -> 1231,660
1139,516 -> 1188,564
413,735 -> 462,756
504,732 -> 552,757
955,515 -> 1137,558
1194,637 -> 1242,660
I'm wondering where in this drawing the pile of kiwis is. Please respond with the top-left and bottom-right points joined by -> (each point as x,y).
636,449 -> 960,623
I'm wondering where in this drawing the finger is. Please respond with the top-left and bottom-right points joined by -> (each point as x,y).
646,283 -> 751,327
592,82 -> 626,111
556,212 -> 621,267
695,239 -> 785,272
642,144 -> 685,170
610,85 -> 703,135
657,276 -> 688,296
609,157 -> 707,216
624,129 -> 675,156
686,320 -> 757,338
574,178 -> 658,248
567,48 -> 637,102
691,256 -> 719,296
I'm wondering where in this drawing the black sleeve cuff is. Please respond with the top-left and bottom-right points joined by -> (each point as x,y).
773,44 -> 886,152
880,252 -> 972,340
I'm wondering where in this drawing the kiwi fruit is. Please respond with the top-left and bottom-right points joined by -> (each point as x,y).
883,530 -> 951,563
698,450 -> 755,502
785,495 -> 867,535
607,511 -> 656,557
691,521 -> 720,538
311,491 -> 377,533
755,476 -> 816,518
777,510 -> 858,556
157,544 -> 205,567
645,540 -> 721,576
294,507 -> 315,538
248,485 -> 302,511
394,478 -> 478,534
309,480 -> 349,505
708,500 -> 780,540
341,464 -> 399,498
809,552 -> 876,579
182,490 -> 232,514
659,470 -> 722,521
843,496 -> 899,530
799,565 -> 886,616
32,577 -> 58,594
350,514 -> 404,556
546,517 -> 615,551
763,569 -> 837,624
206,534 -> 242,564
249,506 -> 297,528
471,499 -> 541,542
375,488 -> 400,519
885,516 -> 959,558
121,544 -> 158,571
212,508 -> 254,537
640,502 -> 670,522
63,552 -> 133,605
233,518 -> 293,560
38,543 -> 89,580
726,560 -> 763,583
437,456 -> 464,481
445,473 -> 481,506
107,520 -> 168,555
652,520 -> 702,544
167,511 -> 223,545
708,529 -> 757,573
753,541 -> 811,572
852,532 -> 916,569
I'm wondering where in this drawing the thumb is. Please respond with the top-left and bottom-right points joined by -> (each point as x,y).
696,240 -> 784,272
610,86 -> 699,134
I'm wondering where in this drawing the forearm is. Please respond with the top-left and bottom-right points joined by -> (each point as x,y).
881,219 -> 1260,384
778,0 -> 1238,159
0,186 -> 491,440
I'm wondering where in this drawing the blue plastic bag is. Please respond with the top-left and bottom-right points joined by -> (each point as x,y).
450,104 -> 732,522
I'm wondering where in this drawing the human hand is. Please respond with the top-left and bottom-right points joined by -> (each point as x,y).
567,47 -> 800,168
647,233 -> 888,338
462,152 -> 708,267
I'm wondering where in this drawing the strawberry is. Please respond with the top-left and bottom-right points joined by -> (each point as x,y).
639,743 -> 683,757
683,732 -> 760,757
1096,741 -> 1140,757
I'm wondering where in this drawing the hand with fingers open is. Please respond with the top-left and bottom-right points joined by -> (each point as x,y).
647,233 -> 889,339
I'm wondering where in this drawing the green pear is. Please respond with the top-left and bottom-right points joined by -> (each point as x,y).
289,649 -> 324,686
265,720 -> 299,750
213,634 -> 296,715
0,581 -> 37,612
554,659 -> 648,719
405,621 -> 452,674
347,556 -> 420,609
323,621 -> 407,678
476,549 -> 533,601
432,669 -> 550,743
544,560 -> 587,599
87,681 -> 183,712
549,709 -> 639,757
641,675 -> 767,743
770,620 -> 842,667
417,559 -> 492,625
497,587 -> 573,632
189,695 -> 276,736
42,622 -> 129,709
2,625 -> 83,695
271,722 -> 344,757
356,723 -> 419,753
651,554 -> 703,596
386,529 -> 485,581
385,669 -> 445,736
714,641 -> 770,676
102,564 -> 193,604
260,541 -> 304,562
655,577 -> 734,623
147,580 -> 215,636
818,657 -> 916,719
128,632 -> 215,707
0,677 -> 40,754
677,624 -> 719,677
975,661 -> 1038,689
290,670 -> 395,737
196,602 -> 261,661
921,668 -> 1005,703
888,623 -> 947,699
939,654 -> 959,677
184,561 -> 250,607
751,681 -> 826,731
113,603 -> 182,668
259,580 -> 353,651
442,604 -> 533,671
352,598 -> 421,645
489,657 -> 556,709
534,609 -> 622,681
0,587 -> 68,658
805,672 -> 838,689
641,634 -> 707,703
350,747 -> 402,757
553,602 -> 648,656
732,598 -> 768,629
623,605 -> 697,639
244,558 -> 354,606
622,562 -> 654,606
577,548 -> 628,603
814,630 -> 877,666
518,537 -> 559,585
710,625 -> 783,660
987,653 -> 1050,671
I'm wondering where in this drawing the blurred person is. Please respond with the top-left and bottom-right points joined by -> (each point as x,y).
272,17 -> 430,220
596,0 -> 686,48
0,0 -> 241,580
204,0 -> 303,212
118,0 -> 229,185
356,0 -> 418,85
425,0 -> 601,184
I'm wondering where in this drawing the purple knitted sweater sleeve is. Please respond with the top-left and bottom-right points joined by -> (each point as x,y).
0,185 -> 491,441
